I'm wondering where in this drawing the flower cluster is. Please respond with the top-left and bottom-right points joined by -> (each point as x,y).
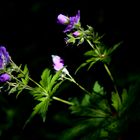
57,10 -> 80,33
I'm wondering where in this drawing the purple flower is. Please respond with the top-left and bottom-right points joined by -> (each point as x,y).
0,73 -> 11,82
0,46 -> 10,69
51,55 -> 69,75
73,31 -> 81,37
51,55 -> 64,71
57,10 -> 80,33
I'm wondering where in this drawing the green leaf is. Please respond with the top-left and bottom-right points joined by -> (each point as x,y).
24,96 -> 50,127
119,89 -> 130,115
111,92 -> 122,112
87,58 -> 100,70
23,65 -> 28,74
9,84 -> 19,94
40,68 -> 52,90
75,62 -> 88,74
21,74 -> 29,85
81,94 -> 90,106
108,41 -> 123,55
121,88 -> 128,104
77,38 -> 84,46
31,87 -> 46,100
84,50 -> 98,57
75,57 -> 99,73
93,34 -> 104,44
93,81 -> 103,93
100,129 -> 109,138
47,68 -> 63,94
87,25 -> 94,32
51,80 -> 64,96
97,99 -> 111,113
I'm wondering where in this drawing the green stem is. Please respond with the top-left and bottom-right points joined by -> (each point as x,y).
10,59 -> 48,94
86,39 -> 102,57
52,96 -> 74,105
104,63 -> 119,94
66,73 -> 92,95
86,39 -> 95,50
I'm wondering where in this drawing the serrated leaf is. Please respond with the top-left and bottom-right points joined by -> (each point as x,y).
24,97 -> 50,127
111,92 -> 122,112
21,74 -> 29,85
90,108 -> 108,117
40,68 -> 51,90
93,81 -> 103,93
119,89 -> 129,115
81,94 -> 90,106
51,80 -> 64,96
97,99 -> 111,113
9,84 -> 19,94
47,68 -> 63,93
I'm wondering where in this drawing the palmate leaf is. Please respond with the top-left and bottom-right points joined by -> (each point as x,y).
111,88 -> 133,116
25,68 -> 64,125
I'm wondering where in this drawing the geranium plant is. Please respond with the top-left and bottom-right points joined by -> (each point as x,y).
0,10 -> 138,140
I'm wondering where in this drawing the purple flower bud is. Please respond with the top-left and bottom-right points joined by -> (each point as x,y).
0,73 -> 11,82
73,31 -> 81,37
0,46 -> 10,69
57,14 -> 69,25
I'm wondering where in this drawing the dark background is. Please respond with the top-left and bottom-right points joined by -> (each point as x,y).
0,0 -> 140,139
